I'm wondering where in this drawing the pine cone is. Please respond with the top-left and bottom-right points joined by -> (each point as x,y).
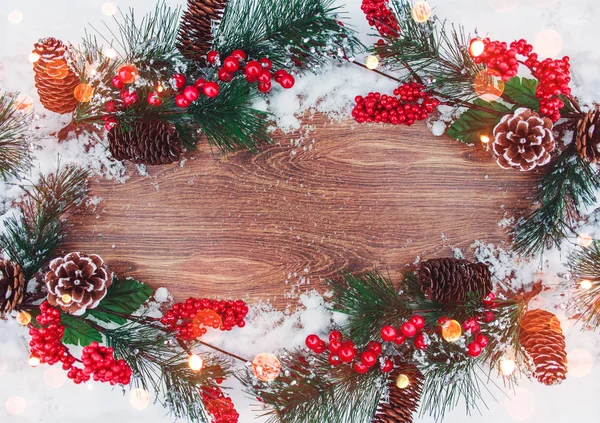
519,309 -> 567,386
108,120 -> 183,165
492,108 -> 555,171
575,107 -> 600,163
177,0 -> 228,61
418,258 -> 492,304
32,38 -> 80,114
45,253 -> 112,316
0,260 -> 25,318
373,363 -> 423,423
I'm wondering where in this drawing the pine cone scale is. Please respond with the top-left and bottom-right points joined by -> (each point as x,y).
0,260 -> 25,317
373,363 -> 423,423
576,108 -> 600,163
177,0 -> 228,61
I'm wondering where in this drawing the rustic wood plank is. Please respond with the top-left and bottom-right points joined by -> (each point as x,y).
62,116 -> 537,305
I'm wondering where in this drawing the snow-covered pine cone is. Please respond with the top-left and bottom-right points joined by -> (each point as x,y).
0,260 -> 25,317
519,309 -> 568,386
32,37 -> 80,114
177,0 -> 228,62
45,253 -> 112,316
492,108 -> 555,171
575,107 -> 600,163
418,258 -> 492,304
372,362 -> 423,423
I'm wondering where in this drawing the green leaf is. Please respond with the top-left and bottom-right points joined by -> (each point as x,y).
503,77 -> 539,111
446,99 -> 511,144
87,277 -> 153,325
61,313 -> 103,347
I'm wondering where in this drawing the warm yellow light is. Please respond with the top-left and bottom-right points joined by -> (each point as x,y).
188,354 -> 204,371
101,3 -> 117,16
61,294 -> 72,304
16,311 -> 32,326
411,1 -> 432,23
365,55 -> 379,70
252,353 -> 282,382
441,319 -> 462,342
74,83 -> 94,103
28,53 -> 40,63
580,279 -> 593,290
395,373 -> 410,389
480,135 -> 490,144
156,85 -> 164,93
577,234 -> 593,247
104,48 -> 118,59
469,39 -> 485,58
499,357 -> 516,376
28,356 -> 41,367
8,10 -> 24,24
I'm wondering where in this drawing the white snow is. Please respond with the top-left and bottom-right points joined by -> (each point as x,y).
1,1 -> 600,423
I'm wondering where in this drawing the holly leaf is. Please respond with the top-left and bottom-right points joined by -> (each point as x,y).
503,77 -> 539,111
447,99 -> 511,144
61,313 -> 103,346
86,277 -> 153,325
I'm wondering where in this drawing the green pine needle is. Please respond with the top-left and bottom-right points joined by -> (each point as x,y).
568,241 -> 600,329
0,93 -> 31,180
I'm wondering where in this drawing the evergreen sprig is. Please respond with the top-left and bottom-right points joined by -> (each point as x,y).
0,165 -> 88,280
512,145 -> 600,257
0,93 -> 30,180
238,349 -> 385,423
214,0 -> 362,72
568,241 -> 600,329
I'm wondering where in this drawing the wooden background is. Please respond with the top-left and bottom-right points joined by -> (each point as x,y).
63,116 -> 537,306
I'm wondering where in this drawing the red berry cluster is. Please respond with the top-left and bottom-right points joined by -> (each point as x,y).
161,298 -> 249,341
472,38 -> 571,122
352,83 -> 439,125
29,302 -> 132,385
381,314 -> 428,350
361,0 -> 400,37
201,386 -> 239,423
207,49 -> 295,93
305,330 -> 395,374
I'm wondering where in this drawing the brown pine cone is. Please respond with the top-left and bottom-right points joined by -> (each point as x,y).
177,0 -> 228,61
373,363 -> 423,423
519,309 -> 567,386
575,107 -> 600,163
108,120 -> 183,165
492,108 -> 555,171
0,260 -> 25,318
418,258 -> 492,304
32,38 -> 80,114
45,253 -> 112,316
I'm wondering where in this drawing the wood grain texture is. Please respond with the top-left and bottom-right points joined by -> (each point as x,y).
62,116 -> 537,305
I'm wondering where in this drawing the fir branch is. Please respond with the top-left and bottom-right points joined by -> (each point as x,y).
0,165 -> 88,280
238,349 -> 385,423
512,145 -> 600,256
214,0 -> 362,72
568,242 -> 600,329
105,322 -> 231,423
0,93 -> 31,180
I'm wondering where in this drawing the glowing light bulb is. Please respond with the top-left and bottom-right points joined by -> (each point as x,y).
28,356 -> 40,367
156,84 -> 164,93
101,3 -> 117,16
61,294 -> 73,304
16,311 -> 32,325
188,354 -> 203,371
29,53 -> 40,63
577,233 -> 593,247
499,357 -> 516,376
469,39 -> 485,58
365,55 -> 379,70
130,388 -> 150,410
580,279 -> 593,290
104,48 -> 118,59
395,373 -> 410,389
8,10 -> 24,24
411,1 -> 432,23
480,135 -> 490,143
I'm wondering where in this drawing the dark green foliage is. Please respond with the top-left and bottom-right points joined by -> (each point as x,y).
503,77 -> 539,111
86,277 -> 154,324
568,242 -> 600,329
0,165 -> 88,280
238,349 -> 385,423
61,313 -> 103,346
446,99 -> 510,144
0,93 -> 30,180
512,145 -> 600,256
214,0 -> 362,72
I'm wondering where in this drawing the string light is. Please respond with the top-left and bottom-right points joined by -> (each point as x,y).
252,353 -> 281,382
28,53 -> 40,63
188,354 -> 204,371
411,1 -> 432,23
469,39 -> 485,58
101,3 -> 117,16
440,319 -> 462,342
8,10 -> 24,24
28,356 -> 41,367
395,373 -> 410,389
499,357 -> 516,376
577,233 -> 593,247
16,311 -> 32,325
61,293 -> 73,304
480,135 -> 490,144
156,84 -> 164,93
580,279 -> 593,290
365,55 -> 379,70
104,48 -> 118,59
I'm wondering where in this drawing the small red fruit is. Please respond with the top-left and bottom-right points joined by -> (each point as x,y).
329,330 -> 343,342
203,82 -> 220,98
222,56 -> 240,73
437,316 -> 449,327
360,351 -> 377,367
410,315 -> 425,330
393,335 -> 406,345
194,78 -> 207,88
206,50 -> 219,65
218,68 -> 233,82
173,73 -> 186,90
279,73 -> 295,89
367,341 -> 382,355
305,334 -> 321,350
258,71 -> 272,84
259,57 -> 272,70
147,92 -> 162,106
244,60 -> 262,78
381,358 -> 394,373
245,73 -> 258,83
117,64 -> 138,84
328,340 -> 341,353
105,100 -> 117,112
467,342 -> 482,357
353,362 -> 369,374
111,75 -> 124,89
313,341 -> 327,354
463,318 -> 481,334
338,346 -> 356,363
231,49 -> 247,61
380,326 -> 397,342
258,81 -> 272,92
414,333 -> 427,350
483,292 -> 496,307
482,311 -> 495,323
328,353 -> 341,366
273,69 -> 287,82
400,322 -> 417,338
475,334 -> 488,348
183,85 -> 200,102
175,94 -> 190,108
119,89 -> 138,106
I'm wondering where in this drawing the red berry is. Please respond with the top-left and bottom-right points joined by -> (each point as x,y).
183,85 -> 200,102
463,318 -> 480,334
147,92 -> 163,106
111,75 -> 124,89
244,60 -> 262,78
222,56 -> 240,73
482,311 -> 495,323
328,340 -> 342,353
259,58 -> 272,70
475,334 -> 488,348
105,100 -> 117,112
231,49 -> 246,61
117,65 -> 138,84
175,94 -> 190,108
329,330 -> 343,342
194,78 -> 207,88
400,322 -> 417,338
279,73 -> 295,89
338,346 -> 355,363
119,89 -> 138,106
203,82 -> 220,98
361,351 -> 377,367
258,71 -> 272,84
413,333 -> 427,350
353,362 -> 369,374
381,358 -> 394,372
410,315 -> 425,330
483,292 -> 496,307
207,50 -> 219,65
367,341 -> 382,355
328,353 -> 341,366
257,81 -> 272,92
245,73 -> 258,83
313,341 -> 327,354
467,342 -> 482,357
393,334 -> 406,345
305,334 -> 321,350
273,69 -> 287,82
173,73 -> 186,90
437,316 -> 449,328
218,68 -> 233,82
380,326 -> 397,342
